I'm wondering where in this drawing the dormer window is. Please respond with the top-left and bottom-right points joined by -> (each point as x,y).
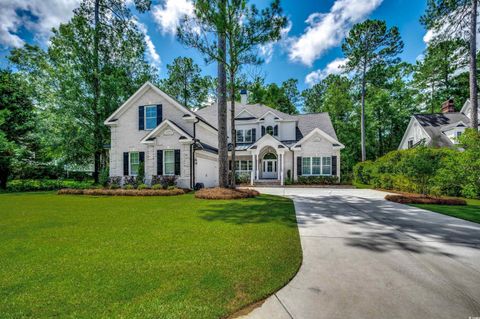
145,105 -> 157,130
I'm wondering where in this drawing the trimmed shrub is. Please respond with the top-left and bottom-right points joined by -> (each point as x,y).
195,187 -> 259,200
296,176 -> 339,185
385,194 -> 466,205
124,184 -> 135,190
152,184 -> 163,190
235,173 -> 250,184
137,184 -> 149,190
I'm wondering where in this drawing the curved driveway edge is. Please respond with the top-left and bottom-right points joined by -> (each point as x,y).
242,188 -> 480,319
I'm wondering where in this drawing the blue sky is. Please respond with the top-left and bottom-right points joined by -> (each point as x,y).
0,0 -> 427,90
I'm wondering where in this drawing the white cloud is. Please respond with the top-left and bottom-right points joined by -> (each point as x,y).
289,0 -> 383,66
152,0 -> 194,35
305,57 -> 348,86
259,20 -> 292,64
136,21 -> 161,70
0,0 -> 80,48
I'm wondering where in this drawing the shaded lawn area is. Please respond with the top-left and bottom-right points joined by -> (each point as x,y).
0,192 -> 301,319
411,198 -> 480,224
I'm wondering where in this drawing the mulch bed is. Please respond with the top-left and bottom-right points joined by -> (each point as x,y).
195,187 -> 259,200
385,194 -> 467,205
58,188 -> 186,196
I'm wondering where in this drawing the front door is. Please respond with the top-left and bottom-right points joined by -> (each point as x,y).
262,159 -> 277,179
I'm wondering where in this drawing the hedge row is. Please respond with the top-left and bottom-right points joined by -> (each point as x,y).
58,188 -> 185,196
385,194 -> 467,205
353,131 -> 480,199
3,179 -> 95,193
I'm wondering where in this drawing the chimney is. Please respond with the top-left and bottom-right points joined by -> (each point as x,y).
240,89 -> 248,105
441,99 -> 455,113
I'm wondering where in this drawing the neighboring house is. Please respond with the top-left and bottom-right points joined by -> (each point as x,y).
105,82 -> 344,188
399,99 -> 479,150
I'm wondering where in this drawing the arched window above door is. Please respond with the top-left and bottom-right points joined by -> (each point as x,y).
263,152 -> 277,160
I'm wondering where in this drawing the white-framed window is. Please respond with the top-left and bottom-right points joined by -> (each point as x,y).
145,105 -> 157,130
455,131 -> 462,138
164,149 -> 175,175
266,126 -> 274,135
302,156 -> 332,176
235,160 -> 253,172
236,129 -> 253,143
130,152 -> 140,176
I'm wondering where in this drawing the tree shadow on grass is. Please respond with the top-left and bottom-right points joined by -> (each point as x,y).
197,195 -> 298,227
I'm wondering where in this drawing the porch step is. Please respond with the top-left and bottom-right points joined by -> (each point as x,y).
253,180 -> 281,186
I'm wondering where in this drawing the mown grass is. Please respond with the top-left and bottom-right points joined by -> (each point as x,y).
411,198 -> 480,224
0,192 -> 301,319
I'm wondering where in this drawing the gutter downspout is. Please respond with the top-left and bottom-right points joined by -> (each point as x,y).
191,117 -> 200,189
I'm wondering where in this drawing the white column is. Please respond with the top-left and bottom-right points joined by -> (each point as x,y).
280,153 -> 284,186
255,154 -> 259,181
251,153 -> 255,185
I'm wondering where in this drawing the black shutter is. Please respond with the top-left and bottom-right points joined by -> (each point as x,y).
157,150 -> 163,175
156,104 -> 163,126
174,149 -> 181,175
139,151 -> 145,164
332,156 -> 337,176
229,160 -> 232,170
274,125 -> 278,136
251,128 -> 256,142
138,106 -> 145,130
123,152 -> 129,176
261,126 -> 265,136
297,156 -> 302,176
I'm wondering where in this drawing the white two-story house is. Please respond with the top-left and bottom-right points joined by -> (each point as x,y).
105,82 -> 344,188
399,99 -> 480,149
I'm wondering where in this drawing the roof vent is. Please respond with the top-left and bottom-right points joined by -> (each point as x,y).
441,99 -> 455,113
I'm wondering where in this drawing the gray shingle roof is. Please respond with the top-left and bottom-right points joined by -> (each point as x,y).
195,103 -> 338,142
413,113 -> 471,147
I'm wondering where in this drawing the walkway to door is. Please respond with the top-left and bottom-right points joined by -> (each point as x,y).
242,187 -> 480,319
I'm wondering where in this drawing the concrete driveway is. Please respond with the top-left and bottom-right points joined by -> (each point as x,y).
243,188 -> 480,319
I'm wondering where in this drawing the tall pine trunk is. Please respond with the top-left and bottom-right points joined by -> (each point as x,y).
217,24 -> 229,188
360,62 -> 367,162
230,72 -> 236,188
93,0 -> 101,183
470,0 -> 478,131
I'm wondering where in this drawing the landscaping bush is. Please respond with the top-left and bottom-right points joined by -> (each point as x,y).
108,176 -> 121,189
137,184 -> 149,190
235,172 -> 250,184
352,144 -> 477,198
99,168 -> 109,187
3,179 -> 94,192
195,187 -> 259,200
151,175 -> 177,189
123,176 -> 137,188
296,175 -> 339,185
385,194 -> 467,205
58,188 -> 185,196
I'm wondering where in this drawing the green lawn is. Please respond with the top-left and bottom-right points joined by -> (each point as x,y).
411,198 -> 480,224
0,192 -> 301,319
